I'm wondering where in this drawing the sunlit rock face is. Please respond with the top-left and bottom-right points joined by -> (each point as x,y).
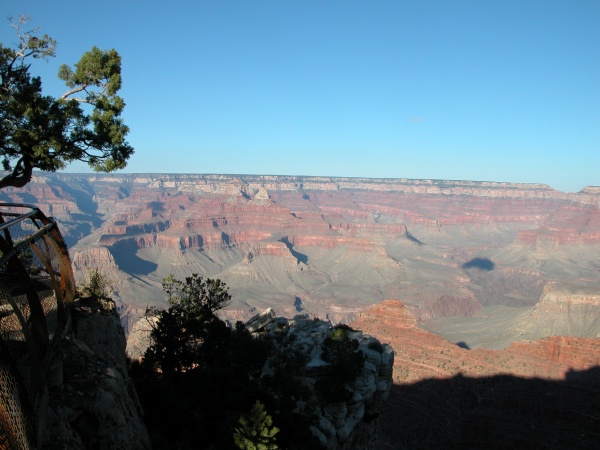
4,173 -> 600,349
352,300 -> 600,449
352,300 -> 600,382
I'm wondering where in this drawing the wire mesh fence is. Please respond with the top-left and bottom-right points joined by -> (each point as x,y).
0,204 -> 75,450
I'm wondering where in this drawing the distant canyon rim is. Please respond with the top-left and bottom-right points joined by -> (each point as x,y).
2,172 -> 599,351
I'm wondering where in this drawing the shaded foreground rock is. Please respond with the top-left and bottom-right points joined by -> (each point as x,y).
247,309 -> 394,449
42,296 -> 150,450
379,369 -> 600,449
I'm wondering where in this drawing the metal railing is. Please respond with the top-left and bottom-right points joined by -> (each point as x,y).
0,204 -> 75,450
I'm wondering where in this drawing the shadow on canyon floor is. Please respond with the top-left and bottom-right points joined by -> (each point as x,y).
378,367 -> 600,449
461,257 -> 495,271
112,250 -> 158,276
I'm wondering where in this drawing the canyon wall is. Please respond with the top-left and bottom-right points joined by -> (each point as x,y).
1,172 -> 599,348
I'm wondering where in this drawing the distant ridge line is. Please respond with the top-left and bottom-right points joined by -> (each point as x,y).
31,171 -> 558,189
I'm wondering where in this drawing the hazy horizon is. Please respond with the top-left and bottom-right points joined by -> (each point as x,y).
29,169 -> 598,194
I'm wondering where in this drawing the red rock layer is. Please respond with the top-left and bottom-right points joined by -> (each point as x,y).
352,300 -> 600,383
356,300 -> 600,449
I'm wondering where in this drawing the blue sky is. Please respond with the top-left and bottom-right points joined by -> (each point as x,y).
2,0 -> 598,192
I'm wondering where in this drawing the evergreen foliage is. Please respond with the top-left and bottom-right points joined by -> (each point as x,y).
257,330 -> 325,449
233,400 -> 279,450
143,274 -> 231,375
316,326 -> 365,403
131,274 -> 272,448
130,276 -> 369,449
0,16 -> 133,189
79,268 -> 112,299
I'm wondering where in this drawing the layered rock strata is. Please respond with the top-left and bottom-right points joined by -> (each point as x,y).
2,172 -> 600,348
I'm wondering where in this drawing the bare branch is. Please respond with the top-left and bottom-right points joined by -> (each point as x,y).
8,16 -> 56,62
61,82 -> 110,102
0,156 -> 33,189
60,85 -> 89,100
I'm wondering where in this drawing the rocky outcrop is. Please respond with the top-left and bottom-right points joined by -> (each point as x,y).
355,300 -> 418,329
242,241 -> 298,262
42,297 -> 150,450
71,297 -> 129,372
245,310 -> 394,450
523,283 -> 600,338
71,247 -> 119,274
125,314 -> 157,361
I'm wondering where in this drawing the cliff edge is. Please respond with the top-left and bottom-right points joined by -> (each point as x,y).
41,296 -> 150,450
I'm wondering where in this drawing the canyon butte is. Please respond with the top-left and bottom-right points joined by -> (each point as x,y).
4,172 -> 600,446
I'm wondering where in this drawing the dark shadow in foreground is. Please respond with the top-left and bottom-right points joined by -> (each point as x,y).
378,367 -> 600,449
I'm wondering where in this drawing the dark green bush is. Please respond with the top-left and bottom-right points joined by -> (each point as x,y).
131,277 -> 364,449
315,326 -> 365,404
